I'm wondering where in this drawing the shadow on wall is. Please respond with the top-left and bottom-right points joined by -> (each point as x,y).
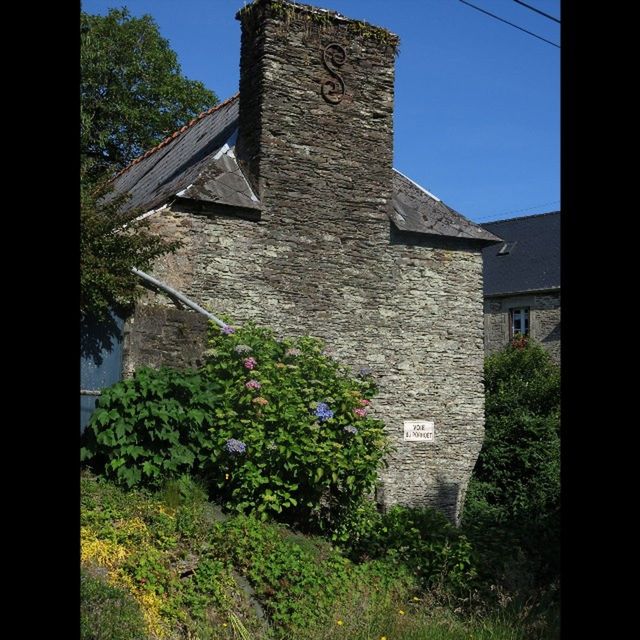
81,310 -> 125,365
541,321 -> 561,343
80,309 -> 126,433
436,477 -> 464,526
377,477 -> 465,526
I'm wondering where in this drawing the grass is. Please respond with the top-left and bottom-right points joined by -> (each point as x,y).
81,566 -> 148,640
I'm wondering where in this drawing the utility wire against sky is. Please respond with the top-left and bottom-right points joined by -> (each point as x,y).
458,0 -> 560,48
512,0 -> 560,24
475,200 -> 560,222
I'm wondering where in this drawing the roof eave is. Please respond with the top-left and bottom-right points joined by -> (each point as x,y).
484,285 -> 561,298
390,218 -> 502,245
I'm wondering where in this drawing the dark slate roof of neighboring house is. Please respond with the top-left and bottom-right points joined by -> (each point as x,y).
481,211 -> 560,296
112,94 -> 497,243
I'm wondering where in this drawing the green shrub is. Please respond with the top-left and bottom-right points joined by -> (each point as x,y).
475,336 -> 560,518
80,568 -> 148,640
81,367 -> 223,488
462,337 -> 560,595
466,336 -> 560,517
343,503 -> 477,594
81,321 -> 389,533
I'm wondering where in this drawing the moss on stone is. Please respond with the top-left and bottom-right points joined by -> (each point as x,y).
237,0 -> 400,51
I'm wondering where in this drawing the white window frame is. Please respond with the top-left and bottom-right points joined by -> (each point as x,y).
510,307 -> 530,338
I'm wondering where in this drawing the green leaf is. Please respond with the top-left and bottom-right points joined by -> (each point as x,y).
142,461 -> 157,476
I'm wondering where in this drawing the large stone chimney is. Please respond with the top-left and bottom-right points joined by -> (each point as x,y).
235,0 -> 399,227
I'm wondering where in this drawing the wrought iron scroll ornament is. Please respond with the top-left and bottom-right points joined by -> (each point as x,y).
321,43 -> 346,104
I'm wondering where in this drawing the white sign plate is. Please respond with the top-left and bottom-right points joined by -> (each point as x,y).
404,420 -> 435,442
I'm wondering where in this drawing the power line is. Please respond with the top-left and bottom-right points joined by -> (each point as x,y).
458,0 -> 560,49
475,200 -> 560,222
512,0 -> 561,24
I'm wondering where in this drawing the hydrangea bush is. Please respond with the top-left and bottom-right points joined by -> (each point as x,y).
81,320 -> 389,534
201,322 -> 389,532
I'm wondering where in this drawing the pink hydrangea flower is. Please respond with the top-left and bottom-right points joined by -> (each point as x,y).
252,396 -> 268,406
359,399 -> 370,407
245,379 -> 261,390
354,407 -> 367,418
244,357 -> 257,370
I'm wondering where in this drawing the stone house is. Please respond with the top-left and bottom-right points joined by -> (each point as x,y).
481,211 -> 560,365
108,0 -> 500,523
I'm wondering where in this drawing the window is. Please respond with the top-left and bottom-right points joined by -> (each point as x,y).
497,241 -> 517,255
510,307 -> 530,338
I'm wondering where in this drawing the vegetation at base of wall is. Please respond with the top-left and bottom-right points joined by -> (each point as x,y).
81,321 -> 389,536
479,334 -> 560,518
81,472 -> 557,640
461,336 -> 560,611
80,329 -> 560,639
216,512 -> 415,633
334,499 -> 476,594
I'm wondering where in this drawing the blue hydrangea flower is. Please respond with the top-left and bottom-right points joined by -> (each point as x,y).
344,425 -> 358,435
314,402 -> 334,422
221,325 -> 236,335
358,367 -> 373,378
224,438 -> 246,454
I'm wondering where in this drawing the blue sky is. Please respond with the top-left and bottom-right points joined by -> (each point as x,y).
81,0 -> 560,223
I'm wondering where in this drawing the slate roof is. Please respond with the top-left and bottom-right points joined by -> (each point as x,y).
391,170 -> 499,242
112,94 -> 496,243
112,94 -> 250,213
481,211 -> 560,296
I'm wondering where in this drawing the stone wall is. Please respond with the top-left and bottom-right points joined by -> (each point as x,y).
128,202 -> 486,523
532,292 -> 561,364
484,291 -> 561,365
122,1 -> 486,523
122,305 -> 210,377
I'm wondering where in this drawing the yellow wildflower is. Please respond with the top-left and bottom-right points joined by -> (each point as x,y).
336,620 -> 344,626
225,473 -> 230,480
81,528 -> 128,568
107,568 -> 167,639
137,590 -> 167,638
398,609 -> 405,615
413,596 -> 420,601
114,517 -> 150,543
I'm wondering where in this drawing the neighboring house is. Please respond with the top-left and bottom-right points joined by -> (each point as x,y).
481,211 -> 560,365
98,0 -> 501,523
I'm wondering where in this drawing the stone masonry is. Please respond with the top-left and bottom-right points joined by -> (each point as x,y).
121,0 -> 489,524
